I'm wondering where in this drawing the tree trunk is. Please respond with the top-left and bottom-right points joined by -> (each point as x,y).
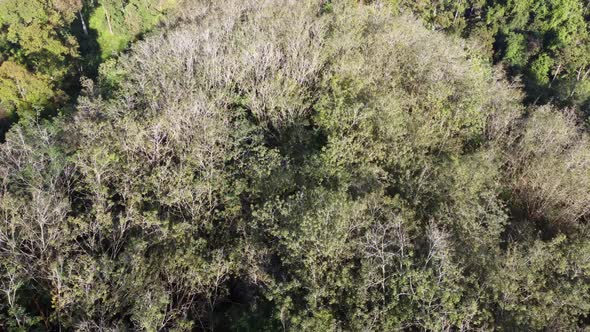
79,10 -> 88,36
548,62 -> 561,88
104,6 -> 114,34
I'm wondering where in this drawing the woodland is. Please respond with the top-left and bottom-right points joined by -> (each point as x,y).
1,0 -> 590,330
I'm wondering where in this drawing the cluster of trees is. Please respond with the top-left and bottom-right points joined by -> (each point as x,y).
2,0 -> 589,135
394,0 -> 590,112
0,0 -> 176,136
1,0 -> 590,330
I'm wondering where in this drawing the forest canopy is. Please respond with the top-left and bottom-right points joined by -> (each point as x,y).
1,0 -> 590,331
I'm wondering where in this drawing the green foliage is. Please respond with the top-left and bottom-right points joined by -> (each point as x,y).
530,53 -> 554,87
491,235 -> 590,329
0,61 -> 58,119
1,0 -> 590,331
88,6 -> 129,59
507,106 -> 590,227
503,33 -> 528,68
395,0 -> 590,111
0,0 -> 177,137
0,0 -> 79,66
89,0 -> 176,59
0,0 -> 79,122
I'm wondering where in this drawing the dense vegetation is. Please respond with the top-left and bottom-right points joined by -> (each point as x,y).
0,0 -> 175,135
397,0 -> 590,110
1,0 -> 590,330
